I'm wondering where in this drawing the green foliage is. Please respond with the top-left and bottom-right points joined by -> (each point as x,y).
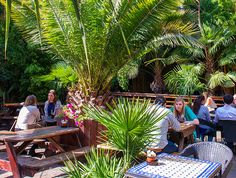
84,98 -> 167,164
208,71 -> 236,89
35,63 -> 78,88
63,148 -> 124,178
164,64 -> 206,95
117,59 -> 141,91
0,15 -> 56,102
1,0 -> 198,97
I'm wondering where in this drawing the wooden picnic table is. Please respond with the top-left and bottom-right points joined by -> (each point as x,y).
169,123 -> 195,152
0,126 -> 81,178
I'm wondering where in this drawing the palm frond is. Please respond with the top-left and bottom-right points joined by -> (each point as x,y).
208,71 -> 235,89
84,98 -> 167,164
164,64 -> 206,95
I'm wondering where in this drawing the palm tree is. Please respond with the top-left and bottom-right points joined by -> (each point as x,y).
1,0 -> 199,104
182,0 -> 236,93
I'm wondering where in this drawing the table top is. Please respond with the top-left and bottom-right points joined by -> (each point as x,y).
169,123 -> 195,133
0,126 -> 80,142
126,153 -> 221,178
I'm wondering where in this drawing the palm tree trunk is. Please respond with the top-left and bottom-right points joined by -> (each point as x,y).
150,61 -> 165,93
204,47 -> 214,77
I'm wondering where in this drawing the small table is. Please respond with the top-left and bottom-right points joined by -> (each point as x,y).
169,123 -> 195,152
125,153 -> 222,178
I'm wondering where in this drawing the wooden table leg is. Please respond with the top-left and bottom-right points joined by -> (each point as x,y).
75,133 -> 82,148
178,135 -> 184,152
5,141 -> 22,178
47,137 -> 65,153
15,141 -> 32,155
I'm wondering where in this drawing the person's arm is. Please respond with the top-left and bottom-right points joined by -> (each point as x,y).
203,106 -> 211,121
54,100 -> 62,116
213,109 -> 219,124
168,112 -> 181,131
44,101 -> 48,117
185,106 -> 199,125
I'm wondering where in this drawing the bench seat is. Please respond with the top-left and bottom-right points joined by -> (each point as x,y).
19,146 -> 90,176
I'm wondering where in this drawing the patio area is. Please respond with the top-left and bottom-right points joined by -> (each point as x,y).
0,152 -> 236,178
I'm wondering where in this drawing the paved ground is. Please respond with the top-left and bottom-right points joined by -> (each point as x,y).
1,155 -> 236,178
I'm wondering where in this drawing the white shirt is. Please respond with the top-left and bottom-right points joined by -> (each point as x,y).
15,105 -> 41,130
149,105 -> 180,149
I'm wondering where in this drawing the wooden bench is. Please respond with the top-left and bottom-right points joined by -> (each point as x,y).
33,165 -> 67,178
19,146 -> 90,176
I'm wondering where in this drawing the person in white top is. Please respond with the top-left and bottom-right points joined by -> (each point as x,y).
15,95 -> 41,130
148,96 -> 180,154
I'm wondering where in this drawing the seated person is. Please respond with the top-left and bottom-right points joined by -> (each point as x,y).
203,92 -> 217,114
15,95 -> 41,130
232,94 -> 236,108
192,95 -> 215,141
170,97 -> 199,139
213,94 -> 236,150
148,96 -> 180,154
44,90 -> 62,126
15,95 -> 42,156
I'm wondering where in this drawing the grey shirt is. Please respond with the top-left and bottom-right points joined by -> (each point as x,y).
149,105 -> 180,149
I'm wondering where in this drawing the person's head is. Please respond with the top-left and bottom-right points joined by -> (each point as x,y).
192,95 -> 205,114
48,89 -> 57,103
173,97 -> 185,117
233,94 -> 236,104
154,96 -> 166,106
24,95 -> 37,106
223,94 -> 233,105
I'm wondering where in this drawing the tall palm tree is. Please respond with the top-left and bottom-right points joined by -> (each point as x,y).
1,0 -> 199,105
182,0 -> 236,93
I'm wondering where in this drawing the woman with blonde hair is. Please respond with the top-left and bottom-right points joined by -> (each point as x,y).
171,97 -> 199,124
15,95 -> 41,130
170,97 -> 199,139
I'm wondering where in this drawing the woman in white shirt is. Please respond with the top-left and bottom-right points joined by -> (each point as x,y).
15,95 -> 41,130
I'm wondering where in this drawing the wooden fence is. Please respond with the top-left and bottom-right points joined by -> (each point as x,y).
112,92 -> 224,108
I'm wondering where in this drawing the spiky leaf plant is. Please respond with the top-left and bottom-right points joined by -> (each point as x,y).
63,148 -> 124,178
84,98 -> 168,164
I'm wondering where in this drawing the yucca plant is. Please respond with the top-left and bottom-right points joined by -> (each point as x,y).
63,148 -> 125,178
1,0 -> 198,105
84,98 -> 167,165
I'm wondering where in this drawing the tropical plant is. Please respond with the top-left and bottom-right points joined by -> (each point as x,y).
35,63 -> 78,89
0,6 -> 55,102
164,64 -> 206,96
208,71 -> 236,92
182,0 -> 236,93
63,148 -> 125,178
1,0 -> 199,104
84,98 -> 167,165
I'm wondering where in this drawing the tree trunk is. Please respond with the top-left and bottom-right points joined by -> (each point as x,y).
204,47 -> 214,77
150,61 -> 165,93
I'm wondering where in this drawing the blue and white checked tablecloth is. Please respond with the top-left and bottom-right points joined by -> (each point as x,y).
126,153 -> 221,178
